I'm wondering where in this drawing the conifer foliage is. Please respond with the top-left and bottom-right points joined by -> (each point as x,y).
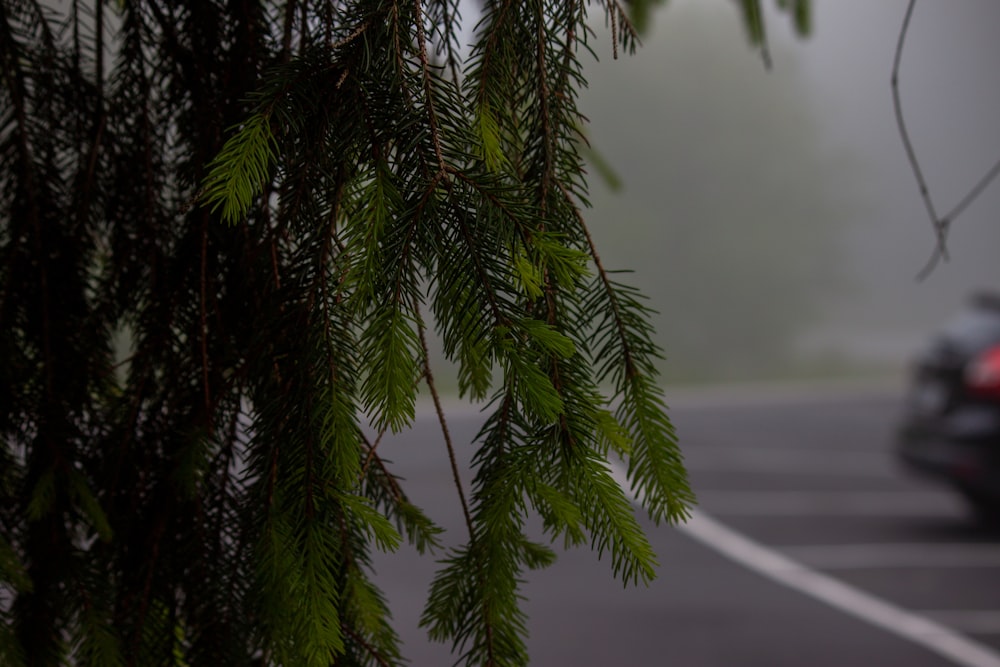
1,1 -> 804,665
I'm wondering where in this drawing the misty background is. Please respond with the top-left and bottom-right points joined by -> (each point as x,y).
570,0 -> 1000,384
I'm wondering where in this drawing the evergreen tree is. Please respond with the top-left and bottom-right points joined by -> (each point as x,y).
0,1 -> 806,665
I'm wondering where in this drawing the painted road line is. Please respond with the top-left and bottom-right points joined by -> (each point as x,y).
921,612 -> 1000,636
780,543 -> 1000,570
661,379 -> 903,410
697,490 -> 964,517
609,463 -> 1000,667
684,446 -> 894,477
680,509 -> 1000,667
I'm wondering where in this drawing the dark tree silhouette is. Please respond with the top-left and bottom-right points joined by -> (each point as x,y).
0,1 -> 805,664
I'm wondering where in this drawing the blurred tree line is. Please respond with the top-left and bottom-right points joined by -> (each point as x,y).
584,2 -> 857,382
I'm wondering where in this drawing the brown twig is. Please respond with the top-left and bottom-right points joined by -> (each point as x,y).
414,0 -> 448,175
945,156 -> 1000,224
412,296 -> 475,541
892,0 -> 949,280
890,1 -> 1000,280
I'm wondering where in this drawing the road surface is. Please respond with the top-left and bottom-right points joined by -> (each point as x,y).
369,383 -> 1000,666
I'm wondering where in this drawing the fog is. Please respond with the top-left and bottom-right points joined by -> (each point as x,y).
575,0 -> 1000,384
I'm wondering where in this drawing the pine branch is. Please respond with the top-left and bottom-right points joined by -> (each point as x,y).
0,1 -> 707,664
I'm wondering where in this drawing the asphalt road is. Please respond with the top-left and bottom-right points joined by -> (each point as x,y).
369,383 -> 1000,666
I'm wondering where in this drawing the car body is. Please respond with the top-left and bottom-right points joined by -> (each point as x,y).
897,291 -> 1000,519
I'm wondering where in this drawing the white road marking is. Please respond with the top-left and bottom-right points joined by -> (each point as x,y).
418,387 -> 1000,663
684,446 -> 895,477
698,490 -> 964,517
921,612 -> 1000,636
681,509 -> 1000,667
780,543 -> 1000,570
661,378 -> 904,409
609,464 -> 1000,667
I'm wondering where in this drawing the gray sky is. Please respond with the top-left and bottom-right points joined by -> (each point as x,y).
586,0 -> 1000,375
783,0 -> 1000,360
798,3 -> 1000,273
452,0 -> 1000,380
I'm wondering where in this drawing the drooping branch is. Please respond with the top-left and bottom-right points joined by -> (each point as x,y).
0,2 -> 699,665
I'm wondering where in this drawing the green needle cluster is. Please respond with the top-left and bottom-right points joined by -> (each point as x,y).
0,0 -> 806,664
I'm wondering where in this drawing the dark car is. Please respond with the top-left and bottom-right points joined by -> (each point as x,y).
897,291 -> 1000,520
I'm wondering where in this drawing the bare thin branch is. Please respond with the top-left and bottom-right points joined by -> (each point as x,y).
892,0 -> 949,275
894,0 -> 1000,280
414,0 -> 447,174
413,296 -> 475,541
945,156 -> 1000,225
915,156 -> 1000,281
